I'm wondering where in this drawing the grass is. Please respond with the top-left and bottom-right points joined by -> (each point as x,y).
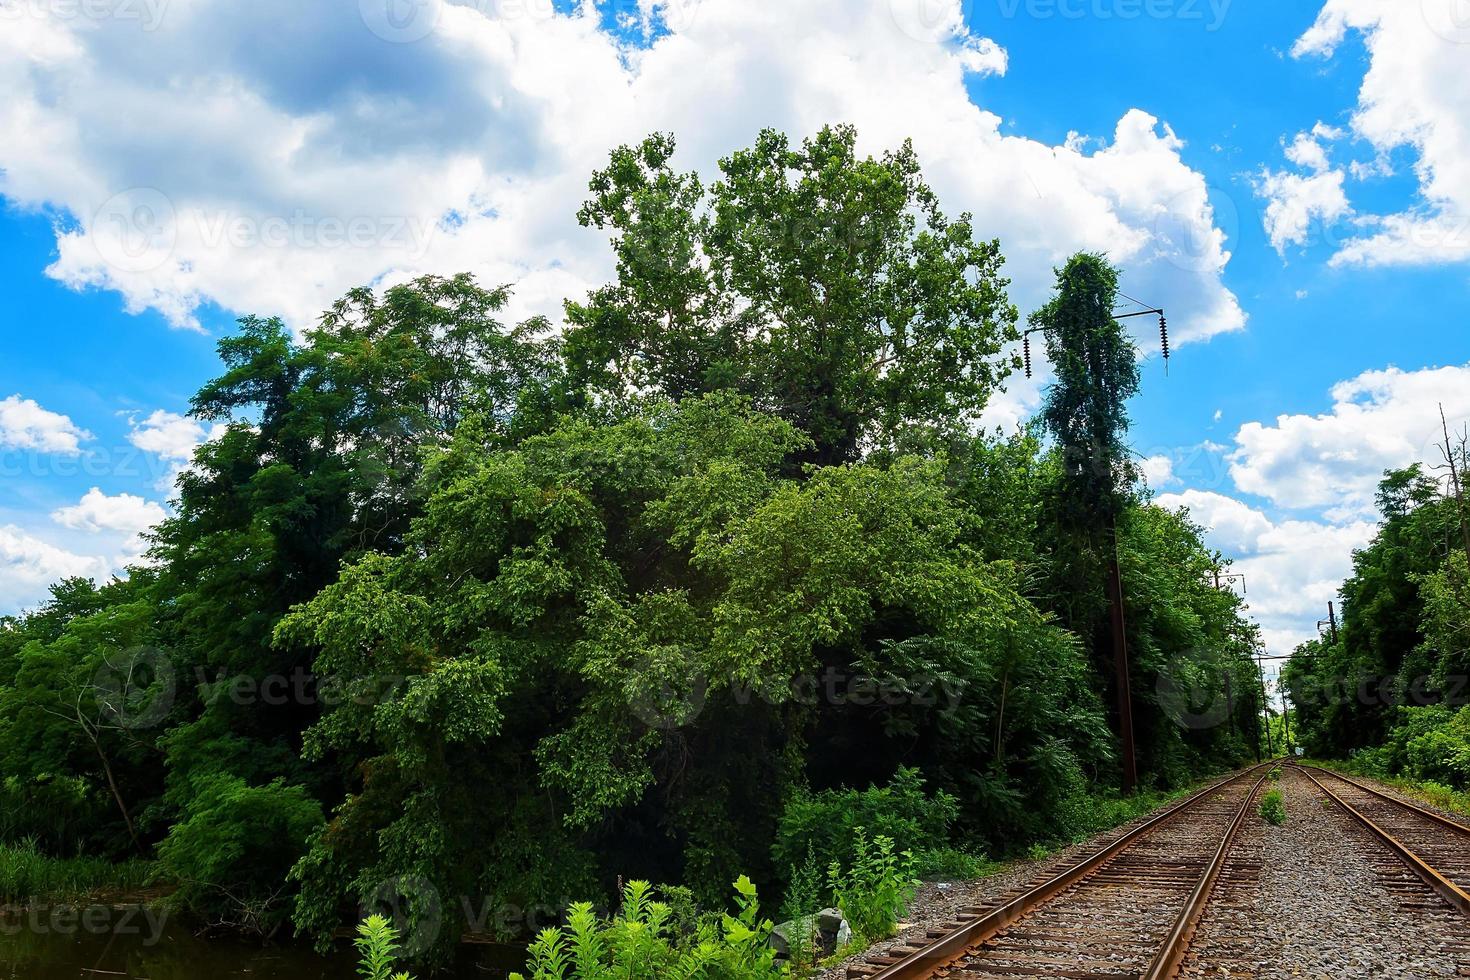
1058,780 -> 1205,845
0,838 -> 157,904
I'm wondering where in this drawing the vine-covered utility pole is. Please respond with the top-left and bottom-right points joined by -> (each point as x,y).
1028,254 -> 1167,794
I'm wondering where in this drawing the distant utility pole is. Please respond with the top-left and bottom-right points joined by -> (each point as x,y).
1438,404 -> 1470,567
1224,669 -> 1236,737
1282,692 -> 1292,753
1256,651 -> 1276,758
1327,601 -> 1340,646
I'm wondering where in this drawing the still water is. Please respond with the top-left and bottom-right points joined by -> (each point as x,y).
0,907 -> 521,979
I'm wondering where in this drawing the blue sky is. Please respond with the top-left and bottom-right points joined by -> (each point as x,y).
3,0 -> 1469,673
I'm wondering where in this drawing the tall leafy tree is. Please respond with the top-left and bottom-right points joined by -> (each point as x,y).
1033,253 -> 1139,525
141,274 -> 561,926
565,125 -> 1019,464
1030,254 -> 1143,787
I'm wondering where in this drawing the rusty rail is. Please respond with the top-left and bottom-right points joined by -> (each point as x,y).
1296,764 -> 1470,838
1141,765 -> 1274,979
860,761 -> 1278,980
1295,764 -> 1470,918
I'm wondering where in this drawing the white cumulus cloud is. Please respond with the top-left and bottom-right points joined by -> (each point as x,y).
0,394 -> 92,455
0,0 -> 1244,348
1291,0 -> 1470,267
52,487 -> 167,535
1256,167 -> 1351,255
0,524 -> 113,614
1227,362 -> 1470,517
126,410 -> 214,462
1155,489 -> 1377,657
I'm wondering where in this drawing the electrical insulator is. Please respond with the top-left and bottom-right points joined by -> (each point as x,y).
1023,334 -> 1032,378
1159,314 -> 1170,361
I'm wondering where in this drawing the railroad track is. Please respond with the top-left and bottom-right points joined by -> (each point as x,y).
846,762 -> 1278,980
1293,764 -> 1470,916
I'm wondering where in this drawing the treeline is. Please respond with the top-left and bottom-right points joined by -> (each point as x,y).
1284,456 -> 1470,785
0,126 -> 1262,961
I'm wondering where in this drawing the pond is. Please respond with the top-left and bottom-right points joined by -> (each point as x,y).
0,907 -> 524,979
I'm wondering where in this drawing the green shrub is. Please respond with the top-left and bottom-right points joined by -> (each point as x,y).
355,914 -> 416,980
1258,788 -> 1286,826
827,830 -> 918,945
911,847 -> 996,880
511,877 -> 785,980
773,768 -> 956,886
1049,786 -> 1185,846
157,775 -> 323,937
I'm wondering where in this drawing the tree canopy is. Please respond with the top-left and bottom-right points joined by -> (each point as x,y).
0,126 -> 1267,967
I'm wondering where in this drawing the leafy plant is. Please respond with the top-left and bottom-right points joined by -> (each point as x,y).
1258,788 -> 1287,826
511,877 -> 785,980
777,846 -> 822,970
157,775 -> 323,937
355,914 -> 415,980
827,831 -> 918,945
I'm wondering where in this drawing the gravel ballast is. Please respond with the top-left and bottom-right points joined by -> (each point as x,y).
821,768 -> 1470,979
1185,767 -> 1470,978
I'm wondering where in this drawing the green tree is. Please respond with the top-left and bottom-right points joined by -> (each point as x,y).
565,125 -> 1019,464
1033,253 -> 1139,524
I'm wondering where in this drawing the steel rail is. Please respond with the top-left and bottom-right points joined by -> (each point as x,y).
1140,764 -> 1275,980
1297,764 -> 1470,838
1295,764 -> 1470,917
861,762 -> 1278,980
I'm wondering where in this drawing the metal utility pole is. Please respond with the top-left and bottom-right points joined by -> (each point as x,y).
1281,692 -> 1292,754
1224,670 -> 1236,737
1256,651 -> 1275,757
1104,511 -> 1138,795
1024,279 -> 1168,796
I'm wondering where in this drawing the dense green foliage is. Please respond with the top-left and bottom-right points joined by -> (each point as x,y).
1283,462 -> 1470,783
0,127 -> 1265,968
826,831 -> 917,944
